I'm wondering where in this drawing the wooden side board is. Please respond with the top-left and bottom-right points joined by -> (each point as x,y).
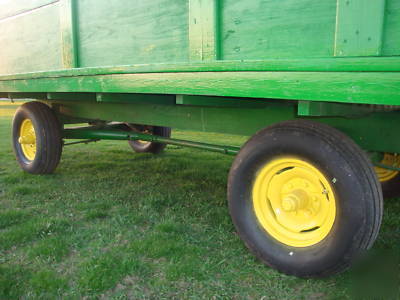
0,2 -> 62,74
335,0 -> 386,57
0,0 -> 58,20
0,0 -> 399,81
1,70 -> 400,106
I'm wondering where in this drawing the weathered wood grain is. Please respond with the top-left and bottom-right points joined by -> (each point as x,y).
382,0 -> 400,55
76,0 -> 189,67
0,2 -> 63,74
0,71 -> 399,105
189,0 -> 219,61
335,0 -> 385,57
0,0 -> 58,21
60,0 -> 78,68
220,0 -> 337,60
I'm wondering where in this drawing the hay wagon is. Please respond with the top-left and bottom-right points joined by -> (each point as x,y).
1,0 -> 399,277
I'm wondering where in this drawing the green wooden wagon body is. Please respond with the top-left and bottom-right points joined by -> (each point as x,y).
1,0 -> 399,278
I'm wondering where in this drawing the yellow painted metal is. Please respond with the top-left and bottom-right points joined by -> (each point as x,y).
19,119 -> 36,161
252,157 -> 336,247
375,153 -> 400,182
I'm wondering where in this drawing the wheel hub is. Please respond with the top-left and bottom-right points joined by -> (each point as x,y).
18,119 -> 36,161
375,153 -> 400,182
252,157 -> 336,247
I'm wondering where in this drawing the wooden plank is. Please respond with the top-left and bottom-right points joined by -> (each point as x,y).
189,0 -> 218,61
0,0 -> 58,21
220,0 -> 336,60
0,71 -> 399,106
382,0 -> 400,56
60,0 -> 78,68
0,3 -> 63,75
76,0 -> 188,68
0,57 -> 400,81
335,0 -> 386,57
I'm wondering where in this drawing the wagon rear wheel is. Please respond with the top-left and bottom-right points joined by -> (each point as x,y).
375,153 -> 400,198
126,124 -> 171,154
12,101 -> 62,174
228,120 -> 382,278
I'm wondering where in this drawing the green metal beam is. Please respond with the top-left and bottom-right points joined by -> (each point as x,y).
51,100 -> 296,136
49,99 -> 400,153
63,128 -> 240,155
175,95 -> 270,108
297,101 -> 378,117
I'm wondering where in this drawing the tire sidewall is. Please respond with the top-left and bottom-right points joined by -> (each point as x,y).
228,126 -> 370,277
12,106 -> 45,173
128,125 -> 171,153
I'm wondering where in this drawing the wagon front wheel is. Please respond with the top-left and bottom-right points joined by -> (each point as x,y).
228,120 -> 382,278
127,124 -> 171,154
12,101 -> 62,174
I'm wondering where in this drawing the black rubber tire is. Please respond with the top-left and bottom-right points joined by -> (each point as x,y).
127,125 -> 171,154
228,120 -> 383,278
12,101 -> 62,174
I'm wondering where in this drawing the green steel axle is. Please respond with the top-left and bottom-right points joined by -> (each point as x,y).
63,128 -> 241,156
64,127 -> 400,172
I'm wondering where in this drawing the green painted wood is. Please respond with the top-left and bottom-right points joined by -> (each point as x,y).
1,71 -> 400,106
0,0 -> 58,20
60,0 -> 78,68
1,0 -> 400,77
0,57 -> 400,81
220,0 -> 337,60
189,0 -> 219,61
382,0 -> 400,55
0,2 -> 63,75
75,0 -> 188,67
335,0 -> 386,57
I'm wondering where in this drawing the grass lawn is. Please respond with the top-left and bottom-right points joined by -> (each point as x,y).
0,101 -> 399,299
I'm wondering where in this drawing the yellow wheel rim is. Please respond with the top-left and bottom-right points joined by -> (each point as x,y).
375,153 -> 400,182
252,157 -> 336,247
18,119 -> 36,161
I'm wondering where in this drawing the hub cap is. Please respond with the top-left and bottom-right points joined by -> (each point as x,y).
19,119 -> 36,161
252,157 -> 336,247
375,153 -> 400,182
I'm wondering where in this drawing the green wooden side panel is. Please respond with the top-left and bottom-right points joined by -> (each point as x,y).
382,0 -> 400,55
220,0 -> 337,60
189,0 -> 218,61
1,71 -> 399,105
76,0 -> 189,67
0,0 -> 58,20
0,3 -> 63,75
60,0 -> 78,68
335,0 -> 385,57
